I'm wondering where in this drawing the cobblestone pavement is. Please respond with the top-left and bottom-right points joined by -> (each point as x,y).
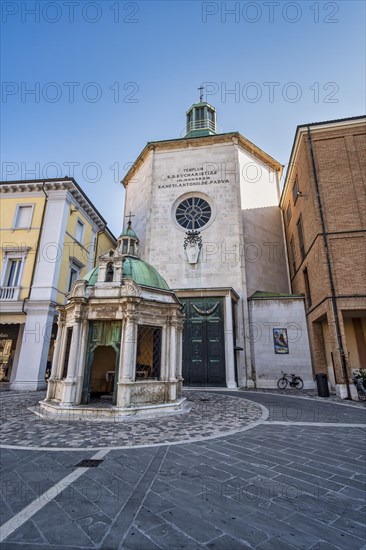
0,391 -> 365,549
0,391 -> 265,449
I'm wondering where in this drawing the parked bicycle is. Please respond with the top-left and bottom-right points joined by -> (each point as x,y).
352,371 -> 366,396
277,371 -> 304,389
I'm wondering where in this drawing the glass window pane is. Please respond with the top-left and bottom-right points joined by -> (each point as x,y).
175,197 -> 211,229
7,260 -> 21,287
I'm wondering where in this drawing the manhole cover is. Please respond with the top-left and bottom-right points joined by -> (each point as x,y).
75,459 -> 104,468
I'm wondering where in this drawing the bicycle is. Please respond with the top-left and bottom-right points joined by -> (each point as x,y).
352,371 -> 366,397
277,371 -> 304,389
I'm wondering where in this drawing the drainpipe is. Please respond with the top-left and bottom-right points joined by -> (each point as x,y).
307,127 -> 351,400
22,182 -> 48,315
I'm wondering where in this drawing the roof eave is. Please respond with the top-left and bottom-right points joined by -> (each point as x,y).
122,132 -> 282,188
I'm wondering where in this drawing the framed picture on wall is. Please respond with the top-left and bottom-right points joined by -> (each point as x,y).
273,328 -> 289,354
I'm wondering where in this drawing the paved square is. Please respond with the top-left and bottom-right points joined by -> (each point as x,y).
1,390 -> 365,549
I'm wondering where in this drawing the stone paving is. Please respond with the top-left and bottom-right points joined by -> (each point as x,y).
0,390 -> 365,549
239,387 -> 366,408
0,391 -> 265,449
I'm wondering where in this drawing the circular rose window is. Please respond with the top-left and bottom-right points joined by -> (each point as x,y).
175,197 -> 212,230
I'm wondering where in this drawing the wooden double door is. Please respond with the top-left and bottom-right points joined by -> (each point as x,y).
181,298 -> 226,386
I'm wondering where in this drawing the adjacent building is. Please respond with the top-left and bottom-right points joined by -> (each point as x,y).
0,177 -> 116,390
280,116 -> 366,399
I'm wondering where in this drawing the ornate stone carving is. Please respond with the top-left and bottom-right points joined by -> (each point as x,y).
70,280 -> 87,298
121,280 -> 142,297
192,302 -> 219,316
183,230 -> 202,265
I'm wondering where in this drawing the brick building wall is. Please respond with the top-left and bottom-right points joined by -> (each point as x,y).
280,117 -> 366,399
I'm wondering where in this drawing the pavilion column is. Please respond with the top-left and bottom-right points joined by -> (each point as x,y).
117,313 -> 137,407
45,309 -> 65,401
168,321 -> 177,401
169,322 -> 177,381
62,312 -> 83,405
74,318 -> 89,405
224,295 -> 237,389
175,318 -> 184,395
159,325 -> 168,380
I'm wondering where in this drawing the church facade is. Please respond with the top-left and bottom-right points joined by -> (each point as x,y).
122,101 -> 314,389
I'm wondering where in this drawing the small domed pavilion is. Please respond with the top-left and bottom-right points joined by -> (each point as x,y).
41,223 -> 185,419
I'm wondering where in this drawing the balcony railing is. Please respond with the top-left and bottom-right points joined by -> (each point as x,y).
0,286 -> 21,300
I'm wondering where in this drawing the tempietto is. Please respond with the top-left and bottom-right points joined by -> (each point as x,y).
40,223 -> 186,420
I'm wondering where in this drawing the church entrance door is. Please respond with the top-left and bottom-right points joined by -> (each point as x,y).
181,298 -> 226,386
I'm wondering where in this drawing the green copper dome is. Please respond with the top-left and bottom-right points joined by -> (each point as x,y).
123,257 -> 169,289
83,266 -> 99,286
83,257 -> 169,291
119,224 -> 138,239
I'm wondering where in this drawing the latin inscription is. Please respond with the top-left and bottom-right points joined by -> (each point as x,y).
158,166 -> 230,189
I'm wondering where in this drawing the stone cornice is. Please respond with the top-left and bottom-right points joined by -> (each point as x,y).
122,132 -> 282,188
0,179 -> 115,238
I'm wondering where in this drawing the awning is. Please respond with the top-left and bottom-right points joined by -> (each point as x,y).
0,314 -> 26,325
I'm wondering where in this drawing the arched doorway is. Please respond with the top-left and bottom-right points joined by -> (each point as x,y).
81,321 -> 121,405
90,345 -> 116,396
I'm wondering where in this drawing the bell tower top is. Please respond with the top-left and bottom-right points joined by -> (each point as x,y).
185,85 -> 217,138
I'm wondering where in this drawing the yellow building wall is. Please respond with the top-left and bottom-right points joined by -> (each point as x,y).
98,232 -> 115,257
1,194 -> 115,306
0,196 -> 46,300
55,207 -> 116,304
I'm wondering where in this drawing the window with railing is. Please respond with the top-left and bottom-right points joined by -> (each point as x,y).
6,259 -> 22,287
135,325 -> 162,380
0,253 -> 25,300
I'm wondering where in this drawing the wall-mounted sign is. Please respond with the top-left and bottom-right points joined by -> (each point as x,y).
273,328 -> 289,354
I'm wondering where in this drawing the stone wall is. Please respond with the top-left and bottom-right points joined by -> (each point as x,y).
242,207 -> 290,297
249,297 -> 314,388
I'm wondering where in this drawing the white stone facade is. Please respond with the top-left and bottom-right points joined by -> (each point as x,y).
248,296 -> 314,388
122,131 -> 304,388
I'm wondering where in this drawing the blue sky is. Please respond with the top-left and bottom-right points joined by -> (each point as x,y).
1,0 -> 365,235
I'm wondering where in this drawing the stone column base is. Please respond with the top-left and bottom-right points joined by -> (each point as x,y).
335,383 -> 359,400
